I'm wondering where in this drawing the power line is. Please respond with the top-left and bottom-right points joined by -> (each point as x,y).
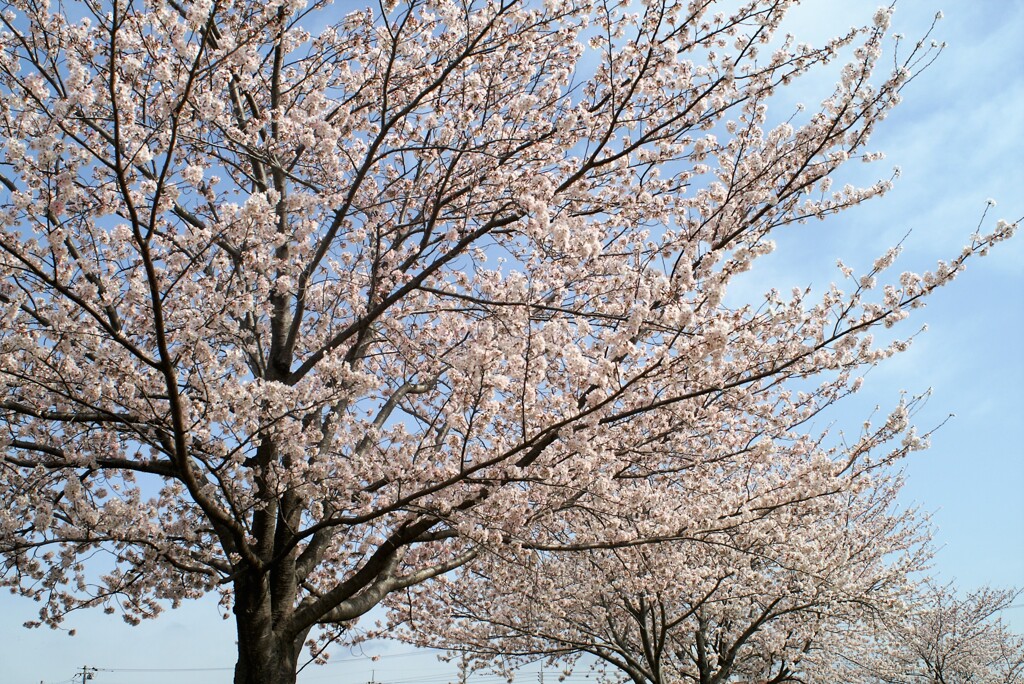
85,648 -> 604,682
73,666 -> 98,684
99,667 -> 235,673
93,648 -> 438,673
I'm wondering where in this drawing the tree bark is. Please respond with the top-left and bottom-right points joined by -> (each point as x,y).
232,573 -> 302,684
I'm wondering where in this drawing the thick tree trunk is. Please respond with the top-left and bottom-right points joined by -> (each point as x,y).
233,642 -> 299,684
232,574 -> 302,684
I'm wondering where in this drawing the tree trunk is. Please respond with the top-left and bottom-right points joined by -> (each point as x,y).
232,574 -> 302,684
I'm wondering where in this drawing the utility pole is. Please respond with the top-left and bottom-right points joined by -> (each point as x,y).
74,666 -> 97,684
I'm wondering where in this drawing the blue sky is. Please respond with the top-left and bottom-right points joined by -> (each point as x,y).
1,0 -> 1021,682
771,0 -> 1024,595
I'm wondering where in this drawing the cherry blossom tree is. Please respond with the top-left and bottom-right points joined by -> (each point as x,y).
0,0 -> 1016,681
394,434 -> 929,684
402,534 -> 1022,684
820,584 -> 1024,684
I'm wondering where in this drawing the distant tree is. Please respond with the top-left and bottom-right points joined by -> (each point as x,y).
395,435 -> 928,684
828,584 -> 1024,684
400,513 -> 1023,684
0,0 -> 1014,682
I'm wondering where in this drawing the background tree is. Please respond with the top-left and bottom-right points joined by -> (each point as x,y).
0,0 -> 1015,682
814,584 -> 1024,684
395,425 -> 929,684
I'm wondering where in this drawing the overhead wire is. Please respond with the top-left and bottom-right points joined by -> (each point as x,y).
91,647 -> 441,673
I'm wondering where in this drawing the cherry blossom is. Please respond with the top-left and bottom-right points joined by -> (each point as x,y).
0,0 -> 1015,682
394,444 -> 930,684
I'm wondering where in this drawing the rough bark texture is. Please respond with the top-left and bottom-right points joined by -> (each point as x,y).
233,574 -> 303,684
